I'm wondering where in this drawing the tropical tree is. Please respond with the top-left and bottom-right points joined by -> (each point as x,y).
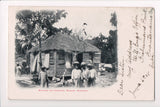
110,12 -> 117,28
92,33 -> 108,63
91,12 -> 118,66
15,10 -> 68,57
109,12 -> 118,73
109,12 -> 117,63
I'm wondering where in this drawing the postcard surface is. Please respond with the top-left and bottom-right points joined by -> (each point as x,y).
8,6 -> 154,100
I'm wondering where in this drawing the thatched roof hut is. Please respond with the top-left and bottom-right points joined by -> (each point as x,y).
28,33 -> 101,78
28,33 -> 100,53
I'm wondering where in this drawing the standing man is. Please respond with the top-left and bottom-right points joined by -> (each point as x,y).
71,61 -> 81,87
87,63 -> 97,87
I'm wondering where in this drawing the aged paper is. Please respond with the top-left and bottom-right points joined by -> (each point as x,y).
8,6 -> 154,100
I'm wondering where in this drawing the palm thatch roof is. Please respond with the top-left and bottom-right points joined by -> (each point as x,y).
28,33 -> 100,53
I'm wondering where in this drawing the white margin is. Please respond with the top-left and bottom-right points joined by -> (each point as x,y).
0,1 -> 160,107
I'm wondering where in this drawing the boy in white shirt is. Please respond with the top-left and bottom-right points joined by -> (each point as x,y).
71,61 -> 81,87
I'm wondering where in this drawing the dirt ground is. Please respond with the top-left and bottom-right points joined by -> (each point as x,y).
16,72 -> 117,88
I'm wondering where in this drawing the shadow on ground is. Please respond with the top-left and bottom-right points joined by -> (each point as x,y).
16,72 -> 117,88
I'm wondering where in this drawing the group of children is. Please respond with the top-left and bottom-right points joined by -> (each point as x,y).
38,61 -> 97,88
71,61 -> 97,88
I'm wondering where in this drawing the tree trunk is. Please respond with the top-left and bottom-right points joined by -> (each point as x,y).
39,35 -> 42,68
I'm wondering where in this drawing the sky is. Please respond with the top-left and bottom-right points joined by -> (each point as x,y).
53,7 -> 116,38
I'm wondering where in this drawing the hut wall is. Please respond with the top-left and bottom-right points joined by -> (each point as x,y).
93,52 -> 101,70
30,53 -> 40,73
93,52 -> 101,63
41,53 -> 45,64
82,53 -> 92,62
82,52 -> 101,70
42,53 -> 49,68
48,50 -> 66,78
56,51 -> 65,77
48,51 -> 56,77
65,53 -> 72,69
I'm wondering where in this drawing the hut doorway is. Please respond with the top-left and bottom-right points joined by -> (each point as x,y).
76,53 -> 83,65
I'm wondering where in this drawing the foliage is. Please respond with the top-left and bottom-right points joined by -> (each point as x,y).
92,33 -> 108,63
15,10 -> 68,56
110,12 -> 117,27
109,12 -> 117,64
58,27 -> 72,35
91,12 -> 118,64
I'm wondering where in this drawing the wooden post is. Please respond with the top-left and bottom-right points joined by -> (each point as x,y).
73,52 -> 77,62
29,53 -> 34,76
53,50 -> 57,78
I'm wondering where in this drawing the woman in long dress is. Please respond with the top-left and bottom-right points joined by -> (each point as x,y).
16,64 -> 21,77
39,67 -> 49,88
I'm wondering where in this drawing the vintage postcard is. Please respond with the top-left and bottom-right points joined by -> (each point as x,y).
8,6 -> 154,100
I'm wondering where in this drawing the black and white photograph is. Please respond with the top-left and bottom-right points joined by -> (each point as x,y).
14,8 -> 118,88
8,6 -> 154,100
